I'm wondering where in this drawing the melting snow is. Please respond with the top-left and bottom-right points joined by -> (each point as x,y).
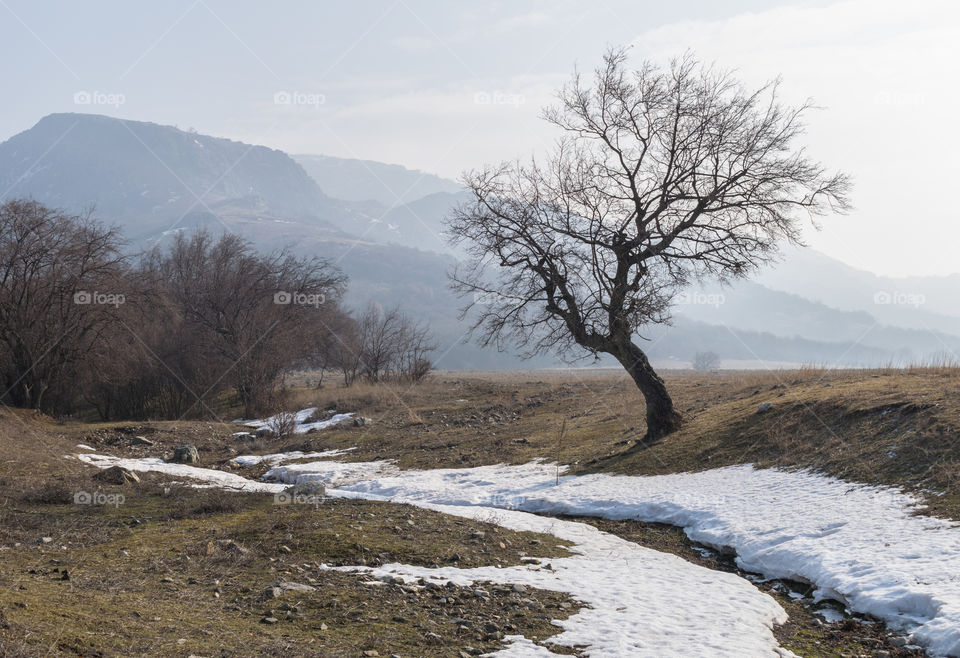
234,408 -> 353,435
71,452 -> 960,656
230,447 -> 355,467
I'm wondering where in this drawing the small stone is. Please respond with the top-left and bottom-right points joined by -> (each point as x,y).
888,637 -> 908,648
276,581 -> 315,593
95,465 -> 140,485
260,616 -> 279,624
170,445 -> 200,464
362,651 -> 379,657
265,587 -> 283,598
757,402 -> 773,414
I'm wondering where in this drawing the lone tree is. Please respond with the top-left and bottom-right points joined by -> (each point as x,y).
692,351 -> 721,372
447,49 -> 850,442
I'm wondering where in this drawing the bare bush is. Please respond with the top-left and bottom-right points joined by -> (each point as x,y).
692,351 -> 721,372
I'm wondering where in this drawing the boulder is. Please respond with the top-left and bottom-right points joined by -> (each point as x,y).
169,445 -> 199,464
93,465 -> 140,485
284,482 -> 326,497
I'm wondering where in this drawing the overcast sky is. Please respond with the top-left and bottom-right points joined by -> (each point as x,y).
1,0 -> 957,277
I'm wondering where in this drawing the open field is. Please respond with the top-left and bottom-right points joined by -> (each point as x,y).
2,368 -> 958,656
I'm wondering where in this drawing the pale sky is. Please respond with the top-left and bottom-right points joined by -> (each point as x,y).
1,0 -> 957,276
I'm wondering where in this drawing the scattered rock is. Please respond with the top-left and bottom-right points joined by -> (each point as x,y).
214,539 -> 249,555
756,402 -> 773,414
283,482 -> 327,497
93,465 -> 140,485
169,445 -> 199,464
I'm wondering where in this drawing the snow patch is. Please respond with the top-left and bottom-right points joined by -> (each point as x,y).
235,408 -> 353,435
230,447 -> 355,467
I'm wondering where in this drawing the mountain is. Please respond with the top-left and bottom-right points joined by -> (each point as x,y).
0,113 -> 560,370
755,244 -> 960,332
293,154 -> 462,206
675,280 -> 960,362
4,113 -> 959,370
0,113 -> 372,241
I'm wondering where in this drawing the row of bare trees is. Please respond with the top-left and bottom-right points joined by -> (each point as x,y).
0,199 -> 435,420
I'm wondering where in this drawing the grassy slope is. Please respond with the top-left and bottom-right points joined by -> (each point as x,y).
3,367 -> 957,656
0,413 -> 578,657
271,368 -> 960,518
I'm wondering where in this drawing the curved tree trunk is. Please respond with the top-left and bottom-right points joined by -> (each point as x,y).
611,340 -> 682,442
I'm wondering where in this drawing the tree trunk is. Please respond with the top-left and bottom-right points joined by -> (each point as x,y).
611,340 -> 682,442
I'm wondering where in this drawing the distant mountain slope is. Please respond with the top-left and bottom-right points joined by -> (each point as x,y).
294,153 -> 462,206
675,280 -> 960,361
3,113 -> 957,370
0,113 -> 369,239
757,244 -> 960,330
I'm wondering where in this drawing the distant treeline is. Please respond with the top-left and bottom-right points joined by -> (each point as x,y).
0,199 -> 434,420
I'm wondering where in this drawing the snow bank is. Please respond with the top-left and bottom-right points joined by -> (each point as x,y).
328,499 -> 792,657
230,447 -> 355,467
72,453 -> 793,656
264,458 -> 399,488
74,450 -> 960,655
321,461 -> 960,656
234,408 -> 353,435
74,453 -> 284,493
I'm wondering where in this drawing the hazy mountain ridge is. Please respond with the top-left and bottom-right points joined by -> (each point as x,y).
293,153 -> 463,206
2,113 -> 958,369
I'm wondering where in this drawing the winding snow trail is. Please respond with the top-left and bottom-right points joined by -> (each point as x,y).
77,447 -> 960,656
74,452 -> 794,656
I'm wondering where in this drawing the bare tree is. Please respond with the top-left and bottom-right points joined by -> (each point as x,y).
447,49 -> 850,442
692,351 -> 721,372
0,200 -> 128,412
149,231 -> 346,417
355,303 -> 436,384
